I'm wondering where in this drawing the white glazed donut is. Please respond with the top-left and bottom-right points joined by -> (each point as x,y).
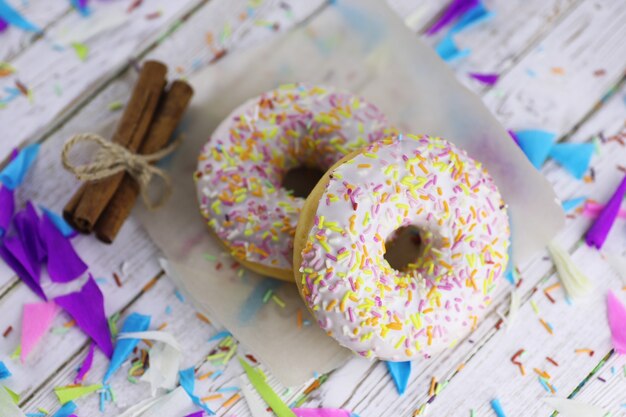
293,134 -> 510,360
195,84 -> 390,281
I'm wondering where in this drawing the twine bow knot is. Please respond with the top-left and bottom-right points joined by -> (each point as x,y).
61,133 -> 179,209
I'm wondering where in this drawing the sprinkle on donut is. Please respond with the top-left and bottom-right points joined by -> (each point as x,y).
295,134 -> 510,360
195,84 -> 391,279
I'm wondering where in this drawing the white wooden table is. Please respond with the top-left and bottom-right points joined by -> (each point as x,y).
1,1 -> 626,416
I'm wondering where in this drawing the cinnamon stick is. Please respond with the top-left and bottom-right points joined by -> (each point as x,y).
94,80 -> 194,243
63,60 -> 167,232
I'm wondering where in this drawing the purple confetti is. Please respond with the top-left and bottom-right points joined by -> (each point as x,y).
74,342 -> 95,384
0,236 -> 46,299
468,72 -> 499,86
585,174 -> 626,249
426,0 -> 478,36
40,213 -> 87,283
0,18 -> 7,33
0,187 -> 14,237
54,276 -> 114,357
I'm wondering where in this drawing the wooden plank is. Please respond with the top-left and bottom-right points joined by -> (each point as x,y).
482,0 -> 626,133
0,0 -> 69,62
422,0 -> 583,93
0,0 -> 203,160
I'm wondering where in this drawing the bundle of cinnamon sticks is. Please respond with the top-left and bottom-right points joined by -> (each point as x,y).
63,60 -> 193,243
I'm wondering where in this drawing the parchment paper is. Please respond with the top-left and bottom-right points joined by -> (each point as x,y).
137,0 -> 564,386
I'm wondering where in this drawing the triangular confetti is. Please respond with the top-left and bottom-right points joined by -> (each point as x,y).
54,383 -> 102,405
386,361 -> 410,395
585,174 -> 626,249
548,143 -> 594,179
54,277 -> 114,357
607,290 -> 626,354
435,34 -> 470,62
513,130 -> 557,169
0,361 -> 11,379
103,313 -> 151,383
562,197 -> 586,213
21,301 -> 59,362
0,144 -> 40,190
239,359 -> 294,417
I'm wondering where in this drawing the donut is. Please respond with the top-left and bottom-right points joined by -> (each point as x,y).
195,84 -> 390,281
293,134 -> 510,360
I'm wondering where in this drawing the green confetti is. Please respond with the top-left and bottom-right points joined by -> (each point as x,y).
108,101 -> 123,111
71,42 -> 89,61
239,358 -> 296,417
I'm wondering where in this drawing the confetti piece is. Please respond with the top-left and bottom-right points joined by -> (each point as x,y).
0,62 -> 15,77
507,290 -> 520,330
0,386 -> 25,417
40,206 -> 75,238
70,0 -> 90,16
582,201 -> 626,220
512,130 -> 557,169
468,72 -> 499,86
0,0 -> 41,32
543,397 -> 606,417
435,34 -> 470,62
104,313 -> 151,382
490,398 -> 507,417
120,331 -> 182,395
51,401 -> 77,417
562,197 -> 586,213
54,277 -> 114,357
21,301 -> 59,362
54,384 -> 102,405
547,241 -> 592,299
0,187 -> 14,237
208,330 -> 231,342
118,386 -> 191,417
70,43 -> 89,61
585,174 -> 626,249
108,101 -> 123,111
239,358 -> 295,417
0,361 -> 11,379
75,343 -> 95,384
40,214 -> 87,283
179,367 -> 215,415
548,143 -> 595,179
0,143 -> 40,190
448,0 -> 493,34
386,361 -> 410,395
425,0 -> 478,35
607,290 -> 626,354
222,393 -> 240,408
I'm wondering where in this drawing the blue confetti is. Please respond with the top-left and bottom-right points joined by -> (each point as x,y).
52,401 -> 77,417
0,361 -> 11,379
179,367 -> 215,415
386,361 -> 411,395
103,312 -> 151,382
208,330 -> 231,342
0,143 -> 40,190
513,130 -> 557,169
40,206 -> 75,237
562,196 -> 586,213
548,142 -> 595,179
490,398 -> 507,417
0,0 -> 40,32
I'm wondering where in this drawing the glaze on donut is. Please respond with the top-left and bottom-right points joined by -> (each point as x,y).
195,84 -> 390,280
293,134 -> 510,360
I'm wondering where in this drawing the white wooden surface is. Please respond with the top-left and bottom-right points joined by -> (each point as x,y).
0,0 -> 625,416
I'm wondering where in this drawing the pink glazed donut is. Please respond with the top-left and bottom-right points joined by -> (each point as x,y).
294,134 -> 510,360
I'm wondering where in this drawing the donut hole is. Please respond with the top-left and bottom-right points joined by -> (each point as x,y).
384,225 -> 423,271
281,166 -> 325,198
